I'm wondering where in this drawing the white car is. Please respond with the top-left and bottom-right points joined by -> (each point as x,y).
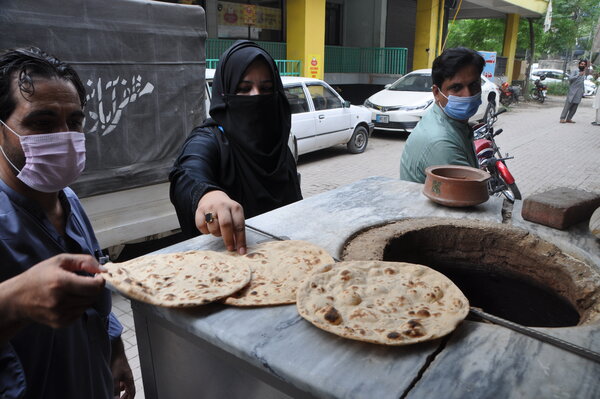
363,68 -> 500,133
205,69 -> 374,159
530,68 -> 565,84
530,68 -> 597,96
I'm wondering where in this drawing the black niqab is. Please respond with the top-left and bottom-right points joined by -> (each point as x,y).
203,40 -> 301,218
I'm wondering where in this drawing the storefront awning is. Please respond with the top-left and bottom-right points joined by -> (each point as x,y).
453,0 -> 548,19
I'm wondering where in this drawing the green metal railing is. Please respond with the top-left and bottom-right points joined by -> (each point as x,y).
206,38 -> 286,60
206,39 -> 407,76
206,58 -> 301,76
206,59 -> 218,69
275,60 -> 302,76
206,39 -> 299,75
325,46 -> 407,75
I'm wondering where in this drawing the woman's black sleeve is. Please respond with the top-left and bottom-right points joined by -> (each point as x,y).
169,130 -> 222,237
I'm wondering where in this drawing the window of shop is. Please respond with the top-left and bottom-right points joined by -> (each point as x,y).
216,0 -> 283,41
325,2 -> 342,46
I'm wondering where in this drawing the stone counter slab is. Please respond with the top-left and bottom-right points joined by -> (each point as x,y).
139,298 -> 442,399
407,321 -> 600,399
137,177 -> 600,398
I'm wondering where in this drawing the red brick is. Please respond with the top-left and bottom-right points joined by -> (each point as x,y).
521,188 -> 600,230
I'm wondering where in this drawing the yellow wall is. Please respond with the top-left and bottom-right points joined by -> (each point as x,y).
413,0 -> 443,70
286,0 -> 325,79
503,13 -> 520,84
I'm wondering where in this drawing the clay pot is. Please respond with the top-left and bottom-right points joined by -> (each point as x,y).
423,165 -> 491,207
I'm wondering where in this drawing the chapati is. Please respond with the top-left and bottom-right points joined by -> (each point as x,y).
296,260 -> 469,345
103,251 -> 251,307
224,240 -> 335,306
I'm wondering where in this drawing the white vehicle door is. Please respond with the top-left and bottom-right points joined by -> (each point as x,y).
475,77 -> 489,120
283,84 -> 316,156
306,83 -> 352,151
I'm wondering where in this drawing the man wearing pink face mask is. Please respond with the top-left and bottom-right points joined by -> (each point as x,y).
0,48 -> 134,399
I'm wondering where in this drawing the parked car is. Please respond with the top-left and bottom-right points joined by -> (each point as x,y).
206,69 -> 374,159
530,68 -> 597,96
530,68 -> 565,83
363,69 -> 499,133
585,76 -> 598,97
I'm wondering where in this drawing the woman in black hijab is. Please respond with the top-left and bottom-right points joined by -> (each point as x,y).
169,41 -> 302,254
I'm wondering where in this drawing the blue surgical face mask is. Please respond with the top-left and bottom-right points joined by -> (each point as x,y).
438,90 -> 482,121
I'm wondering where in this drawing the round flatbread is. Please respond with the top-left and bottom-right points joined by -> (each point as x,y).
223,240 -> 335,306
103,251 -> 251,307
296,261 -> 469,345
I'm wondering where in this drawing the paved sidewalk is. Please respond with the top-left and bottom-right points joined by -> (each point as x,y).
112,294 -> 144,398
114,95 -> 600,398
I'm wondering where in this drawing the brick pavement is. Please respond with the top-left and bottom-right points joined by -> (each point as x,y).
114,95 -> 600,398
297,95 -> 600,198
492,95 -> 600,196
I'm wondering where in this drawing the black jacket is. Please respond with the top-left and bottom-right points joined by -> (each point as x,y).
169,124 -> 301,237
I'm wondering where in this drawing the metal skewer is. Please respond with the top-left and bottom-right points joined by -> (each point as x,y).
468,307 -> 600,364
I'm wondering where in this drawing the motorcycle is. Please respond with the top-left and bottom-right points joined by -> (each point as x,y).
530,75 -> 547,103
499,82 -> 521,106
472,109 -> 522,202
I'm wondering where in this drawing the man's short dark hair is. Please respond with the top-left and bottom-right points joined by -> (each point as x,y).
431,47 -> 485,88
0,47 -> 86,121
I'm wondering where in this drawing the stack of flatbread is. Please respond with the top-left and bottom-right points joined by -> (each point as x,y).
223,240 -> 335,306
103,240 -> 335,308
296,260 -> 469,345
103,250 -> 252,307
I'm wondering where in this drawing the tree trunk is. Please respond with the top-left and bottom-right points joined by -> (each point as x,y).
525,18 -> 536,100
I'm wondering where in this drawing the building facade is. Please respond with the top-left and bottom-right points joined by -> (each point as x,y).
161,0 -> 548,85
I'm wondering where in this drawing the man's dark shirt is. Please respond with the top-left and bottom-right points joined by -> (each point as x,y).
0,180 -> 120,399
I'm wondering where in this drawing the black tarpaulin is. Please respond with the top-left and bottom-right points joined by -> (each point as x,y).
0,0 -> 207,197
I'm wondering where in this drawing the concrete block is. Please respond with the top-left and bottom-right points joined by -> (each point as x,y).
521,188 -> 600,230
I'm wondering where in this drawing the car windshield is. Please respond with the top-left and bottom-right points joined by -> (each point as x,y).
388,73 -> 432,92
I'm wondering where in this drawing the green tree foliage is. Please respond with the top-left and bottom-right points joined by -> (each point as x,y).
539,0 -> 599,58
445,19 -> 504,53
444,0 -> 599,60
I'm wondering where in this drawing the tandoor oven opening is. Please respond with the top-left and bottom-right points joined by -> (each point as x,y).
342,218 -> 600,328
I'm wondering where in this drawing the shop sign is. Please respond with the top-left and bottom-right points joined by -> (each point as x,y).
308,54 -> 320,78
478,51 -> 497,79
218,1 -> 281,30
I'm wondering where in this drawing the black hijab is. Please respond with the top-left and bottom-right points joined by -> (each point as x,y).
203,40 -> 301,218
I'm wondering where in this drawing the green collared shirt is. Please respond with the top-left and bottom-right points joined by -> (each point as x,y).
400,104 -> 478,183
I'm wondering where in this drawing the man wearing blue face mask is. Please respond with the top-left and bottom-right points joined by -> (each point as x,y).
400,47 -> 484,183
0,47 -> 135,399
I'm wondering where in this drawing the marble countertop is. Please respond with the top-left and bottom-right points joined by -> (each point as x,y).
138,177 -> 600,398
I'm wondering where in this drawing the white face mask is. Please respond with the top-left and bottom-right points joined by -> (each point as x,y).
0,119 -> 86,193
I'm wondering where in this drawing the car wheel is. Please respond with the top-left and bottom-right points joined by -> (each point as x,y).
347,125 -> 368,154
483,101 -> 496,125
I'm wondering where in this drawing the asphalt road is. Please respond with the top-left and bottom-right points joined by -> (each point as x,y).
297,95 -> 600,199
